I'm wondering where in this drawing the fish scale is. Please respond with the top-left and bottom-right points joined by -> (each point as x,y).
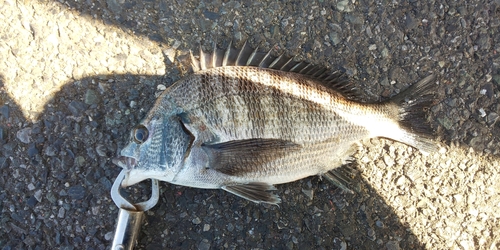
114,42 -> 438,204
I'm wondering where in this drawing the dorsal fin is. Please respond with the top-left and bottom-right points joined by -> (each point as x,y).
190,41 -> 360,100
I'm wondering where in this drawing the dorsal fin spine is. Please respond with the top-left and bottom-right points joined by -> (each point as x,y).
259,50 -> 273,68
212,43 -> 217,68
247,46 -> 259,66
269,54 -> 284,68
235,40 -> 248,66
222,41 -> 232,67
190,50 -> 200,72
298,63 -> 312,74
199,45 -> 207,70
280,57 -> 295,71
289,62 -> 303,72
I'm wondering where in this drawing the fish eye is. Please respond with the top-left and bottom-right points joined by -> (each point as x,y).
133,125 -> 149,144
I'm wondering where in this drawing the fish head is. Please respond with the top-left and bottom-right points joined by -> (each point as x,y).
113,111 -> 192,187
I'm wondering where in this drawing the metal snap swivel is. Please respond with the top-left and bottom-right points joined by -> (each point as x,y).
110,170 -> 159,250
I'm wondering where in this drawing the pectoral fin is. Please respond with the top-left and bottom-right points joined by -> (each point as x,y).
202,138 -> 301,176
223,182 -> 281,204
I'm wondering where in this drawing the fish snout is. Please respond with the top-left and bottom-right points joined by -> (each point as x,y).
112,156 -> 137,170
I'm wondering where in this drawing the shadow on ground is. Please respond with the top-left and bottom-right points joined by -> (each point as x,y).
1,72 -> 425,249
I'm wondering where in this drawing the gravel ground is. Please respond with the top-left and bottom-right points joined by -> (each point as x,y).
1,0 -> 499,249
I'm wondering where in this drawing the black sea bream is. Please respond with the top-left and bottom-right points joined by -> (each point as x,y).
113,42 -> 439,204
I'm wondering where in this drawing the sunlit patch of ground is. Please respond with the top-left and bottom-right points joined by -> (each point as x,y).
357,140 -> 500,249
0,0 -> 165,121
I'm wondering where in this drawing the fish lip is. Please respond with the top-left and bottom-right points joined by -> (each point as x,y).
112,156 -> 137,170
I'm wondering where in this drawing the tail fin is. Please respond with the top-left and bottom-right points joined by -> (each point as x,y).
391,75 -> 439,154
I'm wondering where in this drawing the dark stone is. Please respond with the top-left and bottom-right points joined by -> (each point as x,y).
148,33 -> 164,43
27,196 -> 38,208
44,145 -> 57,157
28,144 -> 39,158
203,10 -> 220,20
67,101 -> 86,116
84,89 -> 99,105
0,126 -> 4,141
405,13 -> 417,30
0,157 -> 8,168
99,177 -> 112,190
106,0 -> 122,13
68,185 -> 86,200
0,105 -> 9,119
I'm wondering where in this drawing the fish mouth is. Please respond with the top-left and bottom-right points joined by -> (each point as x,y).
112,156 -> 144,187
112,156 -> 137,170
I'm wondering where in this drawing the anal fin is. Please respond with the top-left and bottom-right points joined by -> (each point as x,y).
223,182 -> 281,205
322,165 -> 358,194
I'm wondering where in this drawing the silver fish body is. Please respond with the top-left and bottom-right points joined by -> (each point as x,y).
115,43 -> 438,204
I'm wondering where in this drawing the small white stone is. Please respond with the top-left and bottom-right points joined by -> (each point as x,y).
157,84 -> 166,91
396,176 -> 406,186
57,207 -> 65,218
478,108 -> 486,117
104,231 -> 114,241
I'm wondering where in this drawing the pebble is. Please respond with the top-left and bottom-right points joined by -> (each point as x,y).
492,74 -> 500,86
405,13 -> 418,30
301,188 -> 314,200
486,112 -> 498,126
367,228 -> 376,240
157,84 -> 166,91
57,207 -> 65,218
92,206 -> 100,216
26,196 -> 38,208
396,176 -> 406,186
16,127 -> 32,144
67,101 -> 86,116
34,190 -> 43,202
46,192 -> 57,204
386,240 -> 401,250
27,144 -> 39,157
203,10 -> 220,20
95,144 -> 106,157
106,0 -> 122,13
198,239 -> 211,250
44,145 -> 57,157
227,223 -> 234,232
0,105 -> 9,119
192,217 -> 202,225
478,108 -> 486,117
329,31 -> 342,46
104,231 -> 114,241
129,100 -> 137,108
84,89 -> 99,105
336,0 -> 353,12
74,156 -> 85,167
67,185 -> 86,200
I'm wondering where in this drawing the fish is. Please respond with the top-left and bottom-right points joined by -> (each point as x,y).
113,41 -> 439,205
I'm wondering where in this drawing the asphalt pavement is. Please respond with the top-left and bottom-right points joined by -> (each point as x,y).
0,0 -> 499,249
